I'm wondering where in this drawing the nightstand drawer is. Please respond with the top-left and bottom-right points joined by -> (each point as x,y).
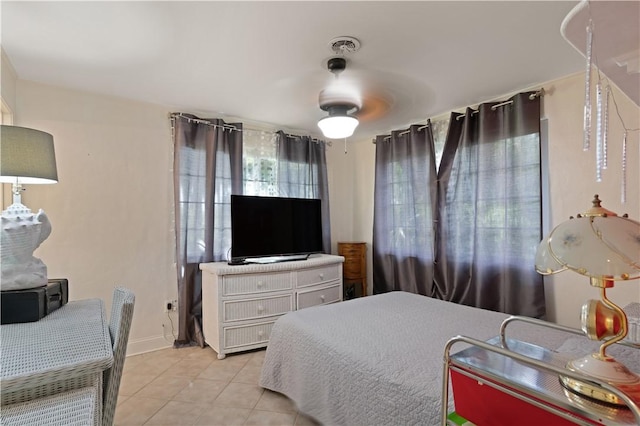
222,294 -> 293,322
343,261 -> 363,279
297,265 -> 341,288
222,272 -> 292,296
339,246 -> 362,257
223,321 -> 275,349
297,283 -> 342,309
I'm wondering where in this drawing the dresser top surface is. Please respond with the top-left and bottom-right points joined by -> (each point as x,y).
200,254 -> 344,275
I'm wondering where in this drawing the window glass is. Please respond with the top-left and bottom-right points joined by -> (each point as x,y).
242,130 -> 278,196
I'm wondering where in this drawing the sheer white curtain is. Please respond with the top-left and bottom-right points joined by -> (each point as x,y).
242,130 -> 278,196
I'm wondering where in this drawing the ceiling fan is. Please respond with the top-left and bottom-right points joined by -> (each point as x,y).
316,36 -> 392,139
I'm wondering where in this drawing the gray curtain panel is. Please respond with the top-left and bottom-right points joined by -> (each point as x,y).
173,114 -> 242,347
433,92 -> 545,317
372,124 -> 438,295
276,131 -> 331,254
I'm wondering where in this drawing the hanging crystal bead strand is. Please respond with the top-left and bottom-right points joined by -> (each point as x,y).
621,131 -> 627,204
595,82 -> 603,182
583,20 -> 593,151
602,85 -> 610,169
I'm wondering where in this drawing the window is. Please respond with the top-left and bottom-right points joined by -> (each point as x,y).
375,92 -> 545,316
242,130 -> 278,196
444,132 -> 541,267
380,155 -> 432,257
176,126 -> 238,262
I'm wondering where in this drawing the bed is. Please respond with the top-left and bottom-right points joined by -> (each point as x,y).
259,291 -> 639,425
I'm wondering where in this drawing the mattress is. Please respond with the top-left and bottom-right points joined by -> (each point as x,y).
259,291 -> 575,426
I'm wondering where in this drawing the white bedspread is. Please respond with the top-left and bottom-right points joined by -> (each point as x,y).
259,291 -> 573,426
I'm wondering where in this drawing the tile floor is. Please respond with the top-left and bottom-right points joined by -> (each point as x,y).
115,346 -> 319,426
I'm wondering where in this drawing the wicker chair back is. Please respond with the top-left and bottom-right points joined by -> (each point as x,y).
102,287 -> 135,426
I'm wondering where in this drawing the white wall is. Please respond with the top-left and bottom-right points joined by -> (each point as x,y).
327,71 -> 640,328
326,137 -> 376,292
1,49 -> 18,115
14,80 -> 178,355
542,73 -> 640,327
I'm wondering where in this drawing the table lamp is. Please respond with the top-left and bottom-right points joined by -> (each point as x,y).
535,194 -> 640,405
0,125 -> 58,291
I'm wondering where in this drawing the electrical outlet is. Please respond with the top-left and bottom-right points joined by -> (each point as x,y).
164,299 -> 178,312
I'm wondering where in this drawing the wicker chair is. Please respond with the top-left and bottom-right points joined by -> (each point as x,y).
102,288 -> 135,426
0,386 -> 99,426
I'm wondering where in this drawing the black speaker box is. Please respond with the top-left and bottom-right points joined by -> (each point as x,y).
1,278 -> 69,324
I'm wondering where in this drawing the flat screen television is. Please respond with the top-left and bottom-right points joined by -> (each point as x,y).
230,195 -> 324,264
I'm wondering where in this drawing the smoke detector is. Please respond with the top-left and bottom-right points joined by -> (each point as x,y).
328,36 -> 361,55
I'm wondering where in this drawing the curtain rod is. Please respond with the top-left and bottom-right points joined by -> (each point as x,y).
169,112 -> 331,145
373,89 -> 545,143
375,123 -> 430,143
170,113 -> 241,132
455,89 -> 544,120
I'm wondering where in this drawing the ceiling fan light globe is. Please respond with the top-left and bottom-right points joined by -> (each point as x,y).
317,116 -> 359,139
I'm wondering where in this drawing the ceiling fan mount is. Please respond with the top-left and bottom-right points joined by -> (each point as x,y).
327,57 -> 347,76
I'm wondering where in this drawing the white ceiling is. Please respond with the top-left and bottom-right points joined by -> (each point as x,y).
561,0 -> 640,107
1,1 -> 586,140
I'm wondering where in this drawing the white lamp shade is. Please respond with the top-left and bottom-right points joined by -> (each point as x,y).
544,215 -> 640,280
317,115 -> 359,139
0,125 -> 58,184
535,198 -> 640,281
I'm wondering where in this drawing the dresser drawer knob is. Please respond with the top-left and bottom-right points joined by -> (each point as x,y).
257,282 -> 263,288
257,305 -> 264,312
258,330 -> 264,337
319,273 -> 324,279
320,295 -> 325,302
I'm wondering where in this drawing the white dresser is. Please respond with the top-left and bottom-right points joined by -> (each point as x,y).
200,254 -> 344,359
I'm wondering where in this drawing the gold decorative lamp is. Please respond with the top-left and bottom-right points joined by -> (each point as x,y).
535,194 -> 640,405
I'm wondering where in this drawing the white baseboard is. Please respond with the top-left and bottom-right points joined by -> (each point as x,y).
126,334 -> 174,356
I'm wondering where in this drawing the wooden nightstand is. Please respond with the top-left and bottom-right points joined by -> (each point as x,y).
337,242 -> 367,299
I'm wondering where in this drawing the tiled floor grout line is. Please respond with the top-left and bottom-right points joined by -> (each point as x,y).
115,346 -> 312,426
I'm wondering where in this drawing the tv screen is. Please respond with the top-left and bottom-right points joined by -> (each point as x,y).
230,195 -> 323,262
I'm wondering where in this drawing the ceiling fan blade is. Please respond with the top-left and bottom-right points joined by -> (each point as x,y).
355,92 -> 392,122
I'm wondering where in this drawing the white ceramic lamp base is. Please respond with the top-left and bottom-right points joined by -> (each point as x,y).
1,203 -> 52,291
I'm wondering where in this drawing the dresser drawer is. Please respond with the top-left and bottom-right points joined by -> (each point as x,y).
339,246 -> 363,257
343,261 -> 363,279
297,265 -> 341,288
297,283 -> 342,309
222,294 -> 293,322
223,321 -> 275,349
222,272 -> 292,296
